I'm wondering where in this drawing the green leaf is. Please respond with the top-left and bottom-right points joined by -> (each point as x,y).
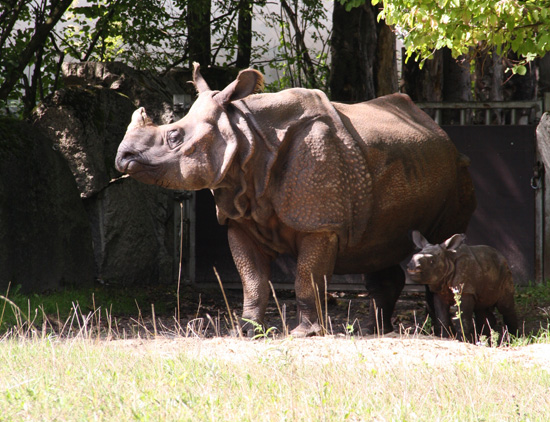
515,65 -> 527,76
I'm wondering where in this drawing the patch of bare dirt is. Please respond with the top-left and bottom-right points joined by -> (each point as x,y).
92,284 -> 550,370
112,335 -> 550,371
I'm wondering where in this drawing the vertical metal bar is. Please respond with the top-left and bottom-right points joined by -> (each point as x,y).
189,192 -> 196,283
511,108 -> 517,125
460,109 -> 466,125
485,109 -> 491,125
174,196 -> 182,282
435,109 -> 442,125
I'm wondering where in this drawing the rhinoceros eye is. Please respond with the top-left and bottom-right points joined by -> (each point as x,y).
167,130 -> 183,149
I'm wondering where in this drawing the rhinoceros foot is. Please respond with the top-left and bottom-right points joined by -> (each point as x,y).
290,321 -> 323,338
229,318 -> 266,338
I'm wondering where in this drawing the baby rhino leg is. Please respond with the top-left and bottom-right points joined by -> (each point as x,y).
496,292 -> 519,337
474,308 -> 497,340
457,294 -> 476,343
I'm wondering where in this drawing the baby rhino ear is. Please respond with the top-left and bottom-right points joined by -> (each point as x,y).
411,230 -> 429,249
442,233 -> 466,252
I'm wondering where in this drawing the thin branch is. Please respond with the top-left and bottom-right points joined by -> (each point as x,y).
0,0 -> 27,54
82,0 -> 122,62
211,7 -> 239,64
48,32 -> 65,93
0,0 -> 73,103
280,0 -> 317,87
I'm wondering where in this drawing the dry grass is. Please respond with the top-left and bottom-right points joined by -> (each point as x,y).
0,282 -> 549,421
1,333 -> 549,421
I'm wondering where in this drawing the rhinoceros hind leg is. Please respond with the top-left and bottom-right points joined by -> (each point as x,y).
291,232 -> 338,337
364,265 -> 405,335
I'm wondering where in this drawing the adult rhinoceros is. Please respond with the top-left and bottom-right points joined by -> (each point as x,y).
115,63 -> 476,337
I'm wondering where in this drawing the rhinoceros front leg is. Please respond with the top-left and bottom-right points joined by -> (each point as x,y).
227,222 -> 271,337
292,232 -> 338,338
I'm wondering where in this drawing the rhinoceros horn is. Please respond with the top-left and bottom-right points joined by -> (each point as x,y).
127,107 -> 153,131
193,62 -> 211,93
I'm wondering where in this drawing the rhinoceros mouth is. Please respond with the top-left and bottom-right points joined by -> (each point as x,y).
406,268 -> 424,281
120,159 -> 157,175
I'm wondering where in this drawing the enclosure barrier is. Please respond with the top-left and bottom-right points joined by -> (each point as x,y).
416,100 -> 543,125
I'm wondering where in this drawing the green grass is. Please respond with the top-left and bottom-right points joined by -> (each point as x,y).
0,284 -> 171,333
0,337 -> 549,421
515,281 -> 550,309
0,283 -> 549,420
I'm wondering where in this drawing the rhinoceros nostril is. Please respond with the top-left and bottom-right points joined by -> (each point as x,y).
115,150 -> 136,173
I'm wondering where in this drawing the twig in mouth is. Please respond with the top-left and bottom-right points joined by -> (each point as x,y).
109,174 -> 130,184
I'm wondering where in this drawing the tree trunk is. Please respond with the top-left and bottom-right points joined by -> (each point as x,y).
330,2 -> 377,102
475,47 -> 504,123
402,50 -> 444,102
187,0 -> 211,67
538,54 -> 550,96
236,0 -> 253,69
374,20 -> 398,97
442,49 -> 472,124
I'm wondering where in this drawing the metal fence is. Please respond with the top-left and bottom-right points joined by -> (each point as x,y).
417,100 -> 543,125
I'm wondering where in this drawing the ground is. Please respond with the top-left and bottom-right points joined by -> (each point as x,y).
108,282 -> 549,341
103,283 -> 550,369
116,335 -> 550,371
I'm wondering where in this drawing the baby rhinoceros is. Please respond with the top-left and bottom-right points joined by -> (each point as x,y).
407,230 -> 518,342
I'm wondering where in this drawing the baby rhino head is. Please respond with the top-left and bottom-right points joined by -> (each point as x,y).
407,231 -> 466,285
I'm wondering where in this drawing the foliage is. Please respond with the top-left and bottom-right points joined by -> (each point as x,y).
516,281 -> 550,308
0,0 -> 276,117
0,0 -> 73,117
1,0 -> 330,117
61,0 -> 254,71
257,0 -> 330,91
340,0 -> 550,73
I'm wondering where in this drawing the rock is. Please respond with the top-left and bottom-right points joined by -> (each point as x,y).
61,61 -> 193,125
27,62 -> 242,288
33,81 -> 174,286
0,117 -> 94,292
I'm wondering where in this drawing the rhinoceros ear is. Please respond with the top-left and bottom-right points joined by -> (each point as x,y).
411,230 -> 429,249
127,107 -> 153,131
193,62 -> 211,93
214,68 -> 264,106
442,233 -> 466,252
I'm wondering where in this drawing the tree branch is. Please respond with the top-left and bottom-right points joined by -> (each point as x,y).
82,0 -> 122,62
0,0 -> 27,55
280,0 -> 317,87
0,0 -> 73,103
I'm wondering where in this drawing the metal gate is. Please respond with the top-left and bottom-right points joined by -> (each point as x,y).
444,125 -> 536,285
